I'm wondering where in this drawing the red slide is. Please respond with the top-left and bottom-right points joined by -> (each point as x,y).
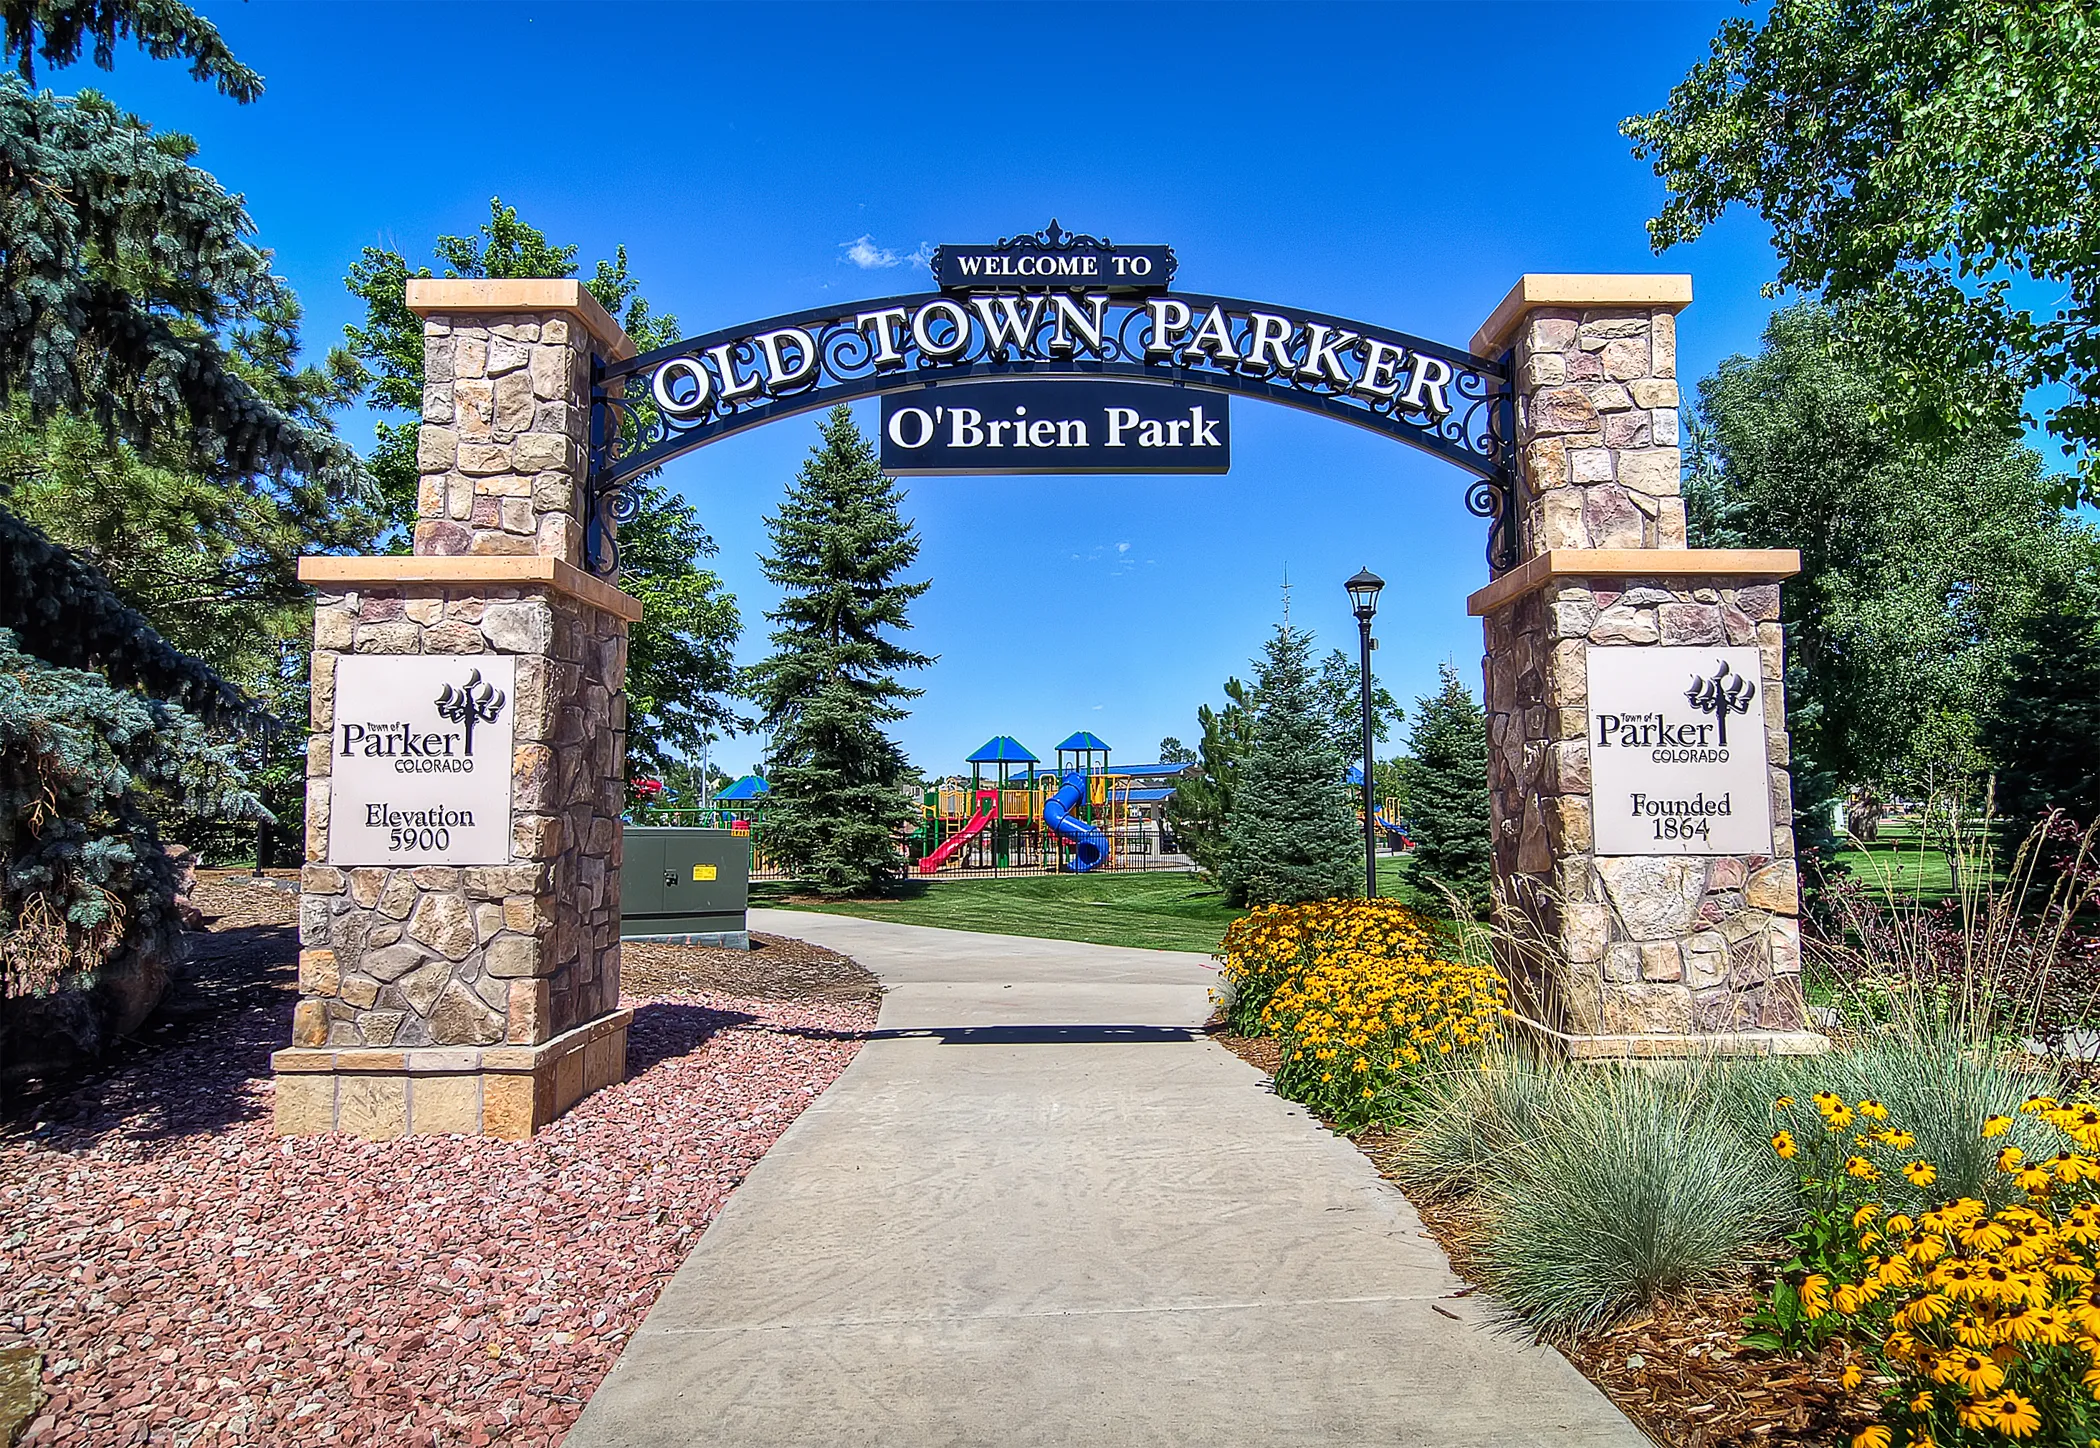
918,802 -> 997,874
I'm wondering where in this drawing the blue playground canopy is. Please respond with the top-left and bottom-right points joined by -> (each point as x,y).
1054,731 -> 1111,753
715,774 -> 769,800
966,735 -> 1039,765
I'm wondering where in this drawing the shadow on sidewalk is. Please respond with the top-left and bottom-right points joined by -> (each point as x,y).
868,1023 -> 1200,1045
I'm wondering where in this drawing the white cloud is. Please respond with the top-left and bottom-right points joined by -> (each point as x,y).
1116,541 -> 1131,553
841,234 -> 934,270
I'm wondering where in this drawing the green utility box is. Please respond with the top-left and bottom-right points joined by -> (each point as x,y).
620,827 -> 751,949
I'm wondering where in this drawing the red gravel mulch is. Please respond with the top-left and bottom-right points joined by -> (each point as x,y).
1,881 -> 879,1448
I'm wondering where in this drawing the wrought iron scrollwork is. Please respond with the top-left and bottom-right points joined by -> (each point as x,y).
993,218 -> 1109,251
585,291 -> 1518,577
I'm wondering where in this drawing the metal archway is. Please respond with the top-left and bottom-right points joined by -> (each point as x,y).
587,288 -> 1515,574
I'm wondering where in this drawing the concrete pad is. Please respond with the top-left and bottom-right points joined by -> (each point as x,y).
570,911 -> 1647,1447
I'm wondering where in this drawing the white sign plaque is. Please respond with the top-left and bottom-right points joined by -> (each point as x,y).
327,655 -> 517,866
1587,646 -> 1773,857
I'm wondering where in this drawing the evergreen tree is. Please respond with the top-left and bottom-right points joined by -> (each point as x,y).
1313,647 -> 1403,764
1986,569 -> 2100,830
342,199 -> 743,767
0,12 -> 299,1052
1403,663 -> 1492,917
1165,677 -> 1253,876
1220,622 -> 1362,907
745,407 -> 931,896
1157,736 -> 1197,765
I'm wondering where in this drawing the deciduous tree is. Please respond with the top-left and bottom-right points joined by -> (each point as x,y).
1685,304 -> 2084,836
341,200 -> 743,767
1626,0 -> 2100,503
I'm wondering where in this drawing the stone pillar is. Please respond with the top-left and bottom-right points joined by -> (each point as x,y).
1469,276 -> 1823,1058
274,280 -> 647,1138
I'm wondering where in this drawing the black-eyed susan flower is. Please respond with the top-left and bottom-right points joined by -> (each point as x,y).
1977,1391 -> 2041,1437
1934,1348 -> 2005,1395
1772,1130 -> 1798,1160
1905,1161 -> 1938,1187
1984,1114 -> 2014,1138
1850,1428 -> 1889,1448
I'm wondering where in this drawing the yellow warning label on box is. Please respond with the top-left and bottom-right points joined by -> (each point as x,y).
692,864 -> 718,881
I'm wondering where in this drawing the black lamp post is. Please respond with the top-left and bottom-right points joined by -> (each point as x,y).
1345,568 -> 1385,899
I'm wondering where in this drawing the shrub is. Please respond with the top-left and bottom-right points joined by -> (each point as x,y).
1215,899 -> 1506,1126
0,631 -> 262,1071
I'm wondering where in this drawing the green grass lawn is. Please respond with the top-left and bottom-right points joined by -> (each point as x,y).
758,871 -> 1241,954
1830,818 -> 1965,902
757,853 -> 1441,955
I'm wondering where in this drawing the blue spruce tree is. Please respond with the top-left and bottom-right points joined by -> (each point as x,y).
1220,620 -> 1362,906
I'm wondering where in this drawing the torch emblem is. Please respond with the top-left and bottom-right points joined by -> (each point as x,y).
1684,660 -> 1756,747
434,668 -> 507,756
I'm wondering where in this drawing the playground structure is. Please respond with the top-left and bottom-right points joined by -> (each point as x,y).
912,734 -> 1191,876
629,748 -> 1406,883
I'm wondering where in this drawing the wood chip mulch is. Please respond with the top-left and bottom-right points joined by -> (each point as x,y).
1214,1025 -> 1883,1448
2,879 -> 880,1448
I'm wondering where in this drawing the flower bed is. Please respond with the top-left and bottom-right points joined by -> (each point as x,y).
1756,1090 -> 2100,1446
1215,899 -> 1507,1127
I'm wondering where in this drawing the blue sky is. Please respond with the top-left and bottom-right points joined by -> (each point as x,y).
95,0 -> 1795,777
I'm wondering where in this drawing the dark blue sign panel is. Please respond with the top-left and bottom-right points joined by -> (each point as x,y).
881,382 -> 1229,476
930,225 -> 1175,293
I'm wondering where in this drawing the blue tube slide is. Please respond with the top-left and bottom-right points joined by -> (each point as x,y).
1042,772 -> 1110,872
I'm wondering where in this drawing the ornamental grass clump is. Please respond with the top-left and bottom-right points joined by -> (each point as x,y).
1214,899 -> 1507,1127
1450,1059 -> 1794,1340
1756,1092 -> 2100,1447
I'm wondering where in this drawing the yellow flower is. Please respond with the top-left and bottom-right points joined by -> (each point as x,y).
1977,1391 -> 2043,1437
1851,1428 -> 1890,1448
1853,1203 -> 1881,1229
1826,1105 -> 1856,1131
1904,1161 -> 1938,1187
1934,1348 -> 2005,1395
1774,1095 -> 1796,1109
1772,1130 -> 1799,1160
1846,1155 -> 1880,1181
1800,1274 -> 1832,1319
1859,1099 -> 1889,1120
1840,1363 -> 1863,1390
1984,1115 -> 2015,1138
1999,1146 -> 2027,1171
2023,1094 -> 2059,1114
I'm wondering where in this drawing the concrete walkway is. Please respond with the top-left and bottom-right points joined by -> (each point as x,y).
569,911 -> 1648,1447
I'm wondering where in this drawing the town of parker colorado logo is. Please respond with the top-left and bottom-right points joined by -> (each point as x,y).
434,668 -> 507,755
1684,660 -> 1756,746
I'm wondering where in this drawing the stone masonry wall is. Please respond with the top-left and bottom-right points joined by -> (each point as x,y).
296,583 -> 628,1050
413,311 -> 594,567
1512,305 -> 1684,554
1483,573 -> 1806,1037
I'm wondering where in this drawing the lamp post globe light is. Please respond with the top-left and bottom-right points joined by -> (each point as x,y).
1345,568 -> 1385,899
